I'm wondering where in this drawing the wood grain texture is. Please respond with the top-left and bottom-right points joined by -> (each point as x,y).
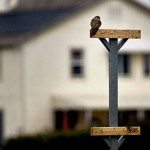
90,29 -> 141,39
91,126 -> 140,136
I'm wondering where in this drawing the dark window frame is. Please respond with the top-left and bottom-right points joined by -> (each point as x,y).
143,54 -> 150,76
118,54 -> 131,76
70,48 -> 84,78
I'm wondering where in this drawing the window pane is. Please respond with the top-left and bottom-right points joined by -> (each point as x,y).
124,54 -> 130,74
118,55 -> 123,74
72,50 -> 83,59
72,66 -> 83,75
144,54 -> 150,76
118,54 -> 130,75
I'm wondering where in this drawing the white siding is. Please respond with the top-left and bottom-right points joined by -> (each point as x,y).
0,47 -> 24,138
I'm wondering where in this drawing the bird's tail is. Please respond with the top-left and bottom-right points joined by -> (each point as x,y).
90,28 -> 98,37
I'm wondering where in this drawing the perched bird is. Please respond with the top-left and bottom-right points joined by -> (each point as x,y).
90,16 -> 101,36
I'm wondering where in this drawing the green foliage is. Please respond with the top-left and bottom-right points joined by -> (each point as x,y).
3,129 -> 90,150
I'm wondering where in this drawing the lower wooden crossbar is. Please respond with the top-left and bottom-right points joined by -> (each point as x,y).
91,126 -> 140,136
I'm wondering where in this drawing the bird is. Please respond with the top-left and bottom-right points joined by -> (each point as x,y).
90,16 -> 102,36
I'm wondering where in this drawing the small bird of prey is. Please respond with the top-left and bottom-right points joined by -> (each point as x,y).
90,16 -> 101,36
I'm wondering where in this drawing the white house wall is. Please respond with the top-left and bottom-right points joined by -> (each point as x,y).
0,47 -> 24,138
22,0 -> 150,133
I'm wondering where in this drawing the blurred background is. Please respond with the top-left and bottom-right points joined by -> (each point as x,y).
0,0 -> 149,149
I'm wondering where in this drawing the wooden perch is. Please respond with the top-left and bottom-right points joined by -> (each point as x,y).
91,126 -> 141,136
90,29 -> 141,39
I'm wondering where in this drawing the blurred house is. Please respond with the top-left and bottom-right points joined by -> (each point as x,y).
0,0 -> 149,140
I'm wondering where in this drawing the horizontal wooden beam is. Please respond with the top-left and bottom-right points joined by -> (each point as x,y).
91,126 -> 140,136
90,29 -> 141,39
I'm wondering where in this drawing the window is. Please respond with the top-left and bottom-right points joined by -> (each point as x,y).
70,49 -> 84,77
119,111 -> 138,126
143,54 -> 150,76
54,110 -> 78,130
118,54 -> 130,76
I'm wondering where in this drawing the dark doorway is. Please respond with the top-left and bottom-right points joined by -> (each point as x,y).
54,110 -> 78,130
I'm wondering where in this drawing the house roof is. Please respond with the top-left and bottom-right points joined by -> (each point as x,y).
14,0 -> 150,11
0,8 -> 78,44
0,0 -> 149,46
15,0 -> 88,11
0,0 -> 102,46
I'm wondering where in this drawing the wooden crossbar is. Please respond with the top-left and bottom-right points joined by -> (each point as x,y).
90,29 -> 141,39
91,127 -> 140,136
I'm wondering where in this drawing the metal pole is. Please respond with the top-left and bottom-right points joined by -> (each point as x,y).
99,38 -> 128,149
109,38 -> 118,150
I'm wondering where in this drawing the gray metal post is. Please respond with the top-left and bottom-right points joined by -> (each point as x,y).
99,38 -> 128,150
109,38 -> 118,150
109,38 -> 118,127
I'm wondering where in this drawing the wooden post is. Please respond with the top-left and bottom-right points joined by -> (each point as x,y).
90,29 -> 141,150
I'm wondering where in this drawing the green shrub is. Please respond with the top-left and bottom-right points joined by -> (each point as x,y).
3,129 -> 92,150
